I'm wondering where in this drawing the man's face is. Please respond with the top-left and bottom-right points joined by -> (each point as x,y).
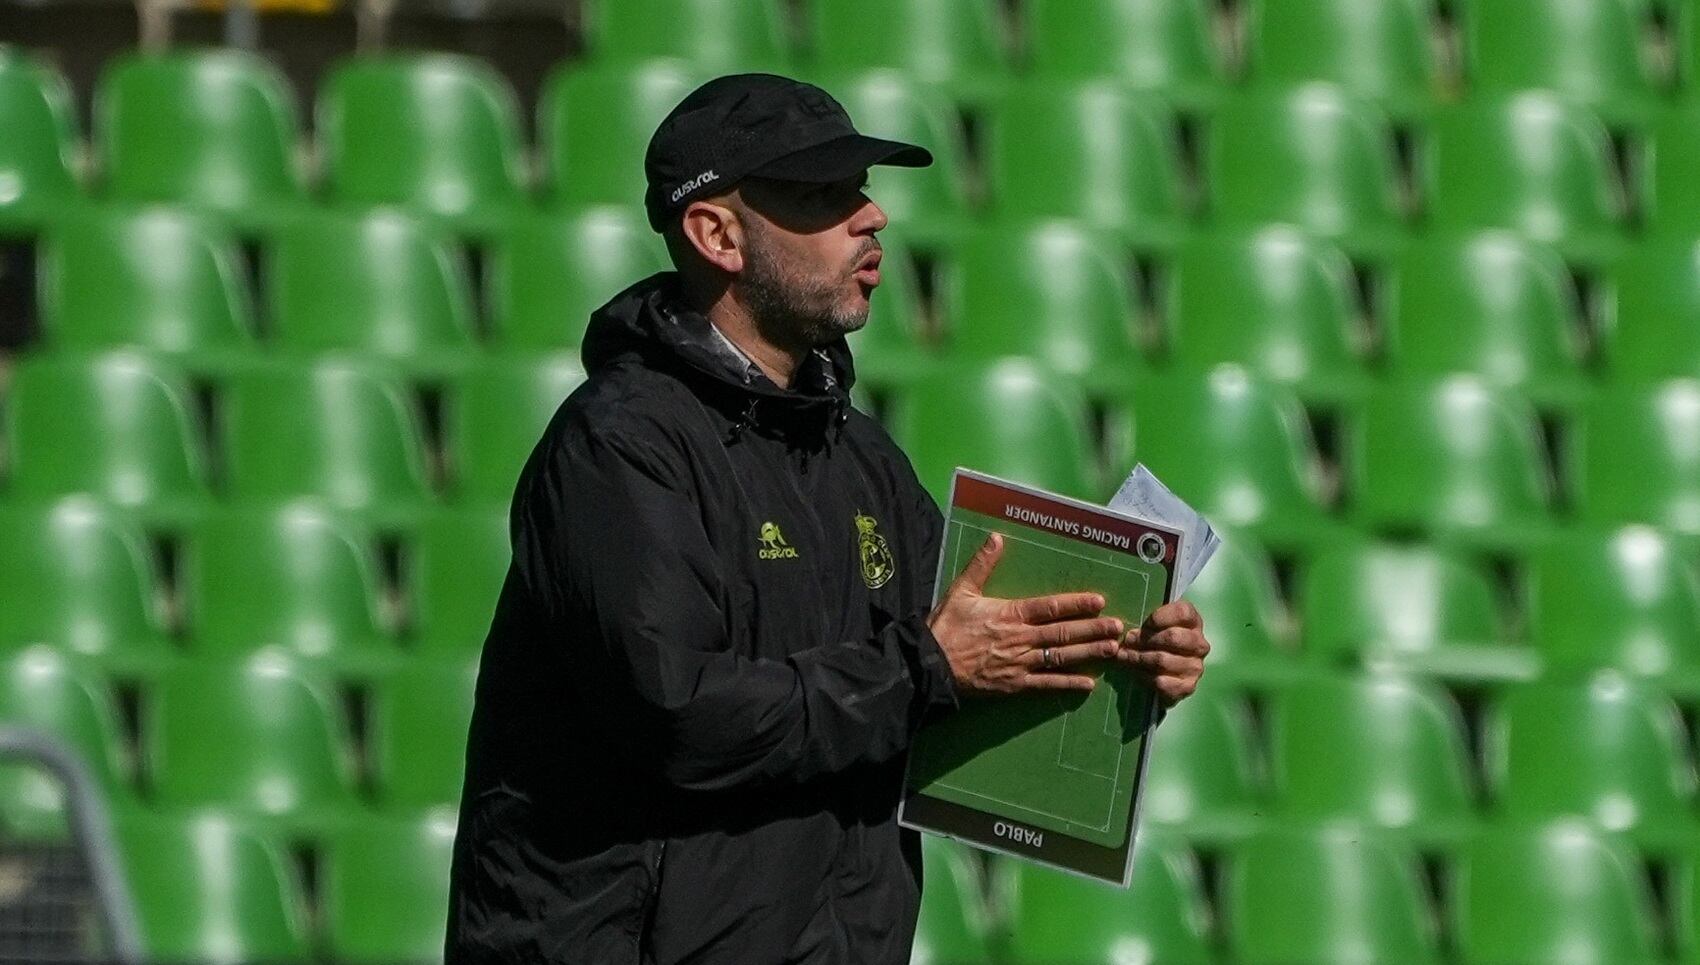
731,172 -> 888,352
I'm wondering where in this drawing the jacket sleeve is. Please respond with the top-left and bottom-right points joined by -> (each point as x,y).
511,420 -> 959,793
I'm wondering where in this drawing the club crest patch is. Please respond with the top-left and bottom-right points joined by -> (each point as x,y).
855,512 -> 896,589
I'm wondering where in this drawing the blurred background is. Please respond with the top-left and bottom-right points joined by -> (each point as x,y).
3,0 -> 1700,962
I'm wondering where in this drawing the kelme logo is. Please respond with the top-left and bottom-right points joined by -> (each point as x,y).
855,513 -> 896,589
758,521 -> 799,560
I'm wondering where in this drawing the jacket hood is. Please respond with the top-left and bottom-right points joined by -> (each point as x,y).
580,271 -> 859,412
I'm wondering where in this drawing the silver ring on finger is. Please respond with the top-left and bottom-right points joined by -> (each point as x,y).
1040,647 -> 1054,669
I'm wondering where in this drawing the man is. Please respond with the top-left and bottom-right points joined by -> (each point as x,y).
445,74 -> 1210,964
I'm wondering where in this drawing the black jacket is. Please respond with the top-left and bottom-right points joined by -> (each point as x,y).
445,272 -> 961,964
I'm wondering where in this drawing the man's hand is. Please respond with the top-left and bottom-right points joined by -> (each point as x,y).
927,533 -> 1126,696
1117,601 -> 1210,708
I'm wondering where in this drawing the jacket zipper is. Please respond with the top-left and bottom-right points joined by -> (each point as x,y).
634,841 -> 666,963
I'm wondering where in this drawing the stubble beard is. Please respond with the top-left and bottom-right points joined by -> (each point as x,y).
741,230 -> 876,352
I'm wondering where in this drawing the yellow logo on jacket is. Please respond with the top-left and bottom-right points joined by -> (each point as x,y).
758,521 -> 799,560
855,513 -> 895,589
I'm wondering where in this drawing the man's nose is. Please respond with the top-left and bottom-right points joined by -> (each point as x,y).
854,195 -> 888,234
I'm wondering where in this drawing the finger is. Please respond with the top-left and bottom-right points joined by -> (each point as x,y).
1015,672 -> 1097,694
953,533 -> 1004,594
1118,648 -> 1203,678
1127,626 -> 1211,659
1014,591 -> 1106,625
1031,616 -> 1126,649
1143,600 -> 1204,634
1154,671 -> 1202,706
1021,636 -> 1120,670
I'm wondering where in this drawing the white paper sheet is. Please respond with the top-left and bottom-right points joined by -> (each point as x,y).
1106,464 -> 1221,596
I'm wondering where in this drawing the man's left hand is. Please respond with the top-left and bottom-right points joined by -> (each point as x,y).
1117,601 -> 1209,708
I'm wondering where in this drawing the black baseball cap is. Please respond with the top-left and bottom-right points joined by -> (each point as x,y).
643,73 -> 933,232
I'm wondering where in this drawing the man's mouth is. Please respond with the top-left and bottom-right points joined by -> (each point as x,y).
854,249 -> 882,286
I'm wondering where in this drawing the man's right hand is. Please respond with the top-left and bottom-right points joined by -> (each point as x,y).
926,532 -> 1124,697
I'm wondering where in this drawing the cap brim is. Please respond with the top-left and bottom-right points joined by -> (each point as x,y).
751,134 -> 933,182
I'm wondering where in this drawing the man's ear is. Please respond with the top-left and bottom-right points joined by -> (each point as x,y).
680,196 -> 746,275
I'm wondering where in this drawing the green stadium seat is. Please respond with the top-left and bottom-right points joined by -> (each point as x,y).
220,358 -> 436,522
1640,107 -> 1700,235
1164,227 -> 1368,404
1224,826 -> 1442,964
1605,238 -> 1700,379
1169,531 -> 1296,685
1671,848 -> 1700,964
3,352 -> 212,524
911,836 -> 993,965
1459,0 -> 1658,123
887,358 -> 1100,504
940,220 -> 1142,396
984,81 -> 1185,248
0,52 -> 81,232
318,54 -> 529,233
843,232 -> 932,391
1024,0 -> 1225,111
1571,381 -> 1700,542
182,504 -> 398,676
323,810 -> 459,964
267,209 -> 479,376
1298,539 -> 1536,684
372,659 -> 477,809
1385,231 -> 1587,406
487,206 -> 669,350
1245,0 -> 1442,118
1140,684 -> 1263,844
1269,676 -> 1477,844
37,207 -> 257,372
810,70 -> 973,248
809,0 -> 1010,105
1683,0 -> 1700,97
1485,677 -> 1698,852
1124,366 -> 1338,550
1204,84 -> 1405,255
117,811 -> 312,964
0,498 -> 174,673
999,830 -> 1212,963
145,656 -> 361,836
448,354 -> 586,503
95,50 -> 305,229
0,647 -> 131,841
583,0 -> 790,71
408,508 -> 509,652
1528,526 -> 1700,692
541,59 -> 706,208
1450,822 -> 1663,965
1345,377 -> 1553,548
1421,92 -> 1625,263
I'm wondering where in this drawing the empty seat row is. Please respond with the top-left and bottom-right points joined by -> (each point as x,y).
105,810 -> 1700,965
116,809 -> 455,964
1145,674 -> 1700,852
0,498 -> 509,666
17,47 -> 1700,246
895,359 -> 1700,552
34,204 -> 669,369
0,647 -> 475,841
990,821 -> 1689,965
1,351 -> 582,519
12,637 -> 1700,856
7,351 -> 1700,551
7,492 -> 1698,692
38,206 -> 1700,406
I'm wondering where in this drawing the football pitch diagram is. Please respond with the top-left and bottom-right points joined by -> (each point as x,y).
906,511 -> 1166,850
